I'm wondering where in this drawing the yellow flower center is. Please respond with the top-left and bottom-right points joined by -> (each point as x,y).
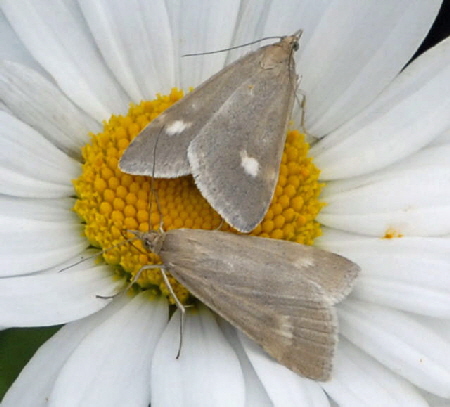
73,88 -> 324,304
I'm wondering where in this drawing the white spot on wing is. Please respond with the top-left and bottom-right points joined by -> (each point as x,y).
165,120 -> 191,136
240,150 -> 260,177
277,315 -> 294,339
293,256 -> 315,268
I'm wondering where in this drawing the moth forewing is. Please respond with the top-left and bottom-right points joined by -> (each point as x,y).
187,56 -> 297,232
118,40 -> 275,178
235,236 -> 361,304
153,229 -> 359,381
119,33 -> 301,233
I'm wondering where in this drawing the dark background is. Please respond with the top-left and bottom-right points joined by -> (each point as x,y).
414,0 -> 450,59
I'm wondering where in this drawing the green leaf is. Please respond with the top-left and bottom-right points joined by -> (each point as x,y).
0,326 -> 61,400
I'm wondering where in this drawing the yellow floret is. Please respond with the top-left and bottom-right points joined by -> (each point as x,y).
73,89 -> 324,304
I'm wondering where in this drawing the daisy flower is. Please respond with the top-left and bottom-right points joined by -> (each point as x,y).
1,1 -> 450,406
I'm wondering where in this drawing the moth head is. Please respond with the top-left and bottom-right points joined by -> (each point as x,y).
289,31 -> 302,52
126,229 -> 166,255
273,30 -> 302,65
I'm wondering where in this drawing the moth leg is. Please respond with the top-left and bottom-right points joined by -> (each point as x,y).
95,230 -> 148,299
299,91 -> 306,130
295,85 -> 307,131
159,266 -> 186,358
213,218 -> 225,231
95,251 -> 155,299
60,234 -> 134,273
121,228 -> 148,255
95,270 -> 140,300
96,263 -> 161,299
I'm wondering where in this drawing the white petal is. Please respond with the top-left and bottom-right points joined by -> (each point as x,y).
219,320 -> 273,406
0,61 -> 100,158
211,0 -> 322,66
410,314 -> 450,405
321,142 -> 450,195
430,127 -> 450,147
0,112 -> 79,197
322,339 -> 428,407
225,0 -> 273,52
151,305 -> 245,407
0,220 -> 85,277
264,0 -> 330,38
0,195 -> 76,222
0,9 -> 44,74
239,333 -> 329,407
421,392 -> 450,407
0,266 -> 122,326
0,196 -> 87,276
0,99 -> 11,114
318,230 -> 450,317
79,0 -> 174,100
300,0 -> 441,136
49,294 -> 167,407
1,295 -> 131,407
312,35 -> 450,178
339,299 -> 450,397
1,0 -> 130,120
412,314 -> 450,344
166,0 -> 241,88
318,144 -> 450,236
199,0 -> 271,66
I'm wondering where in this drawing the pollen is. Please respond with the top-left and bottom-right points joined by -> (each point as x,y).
73,88 -> 324,305
383,228 -> 404,239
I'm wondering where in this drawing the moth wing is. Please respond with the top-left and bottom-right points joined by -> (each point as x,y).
119,47 -> 270,178
187,51 -> 297,232
161,229 -> 342,380
241,235 -> 360,305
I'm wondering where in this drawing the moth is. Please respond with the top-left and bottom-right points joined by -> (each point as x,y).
120,31 -> 302,233
130,228 -> 360,381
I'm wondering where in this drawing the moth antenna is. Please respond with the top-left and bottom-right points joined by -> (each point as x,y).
96,103 -> 167,298
148,126 -> 165,232
59,237 -> 139,273
183,35 -> 284,57
129,117 -> 187,356
139,111 -> 188,355
183,29 -> 303,58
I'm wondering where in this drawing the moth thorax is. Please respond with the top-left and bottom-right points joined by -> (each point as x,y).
140,230 -> 166,254
126,229 -> 166,254
262,35 -> 299,69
